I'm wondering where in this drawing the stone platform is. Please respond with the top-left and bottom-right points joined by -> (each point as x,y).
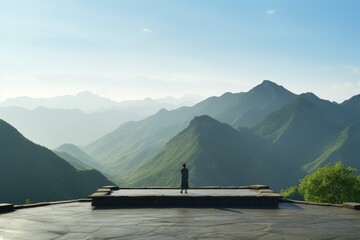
0,203 -> 14,213
90,186 -> 282,208
1,201 -> 360,239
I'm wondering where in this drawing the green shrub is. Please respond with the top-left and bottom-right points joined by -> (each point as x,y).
299,162 -> 360,204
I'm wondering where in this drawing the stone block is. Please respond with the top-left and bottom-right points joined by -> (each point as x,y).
101,186 -> 120,190
249,185 -> 269,190
259,189 -> 274,193
0,203 -> 14,213
343,202 -> 360,210
88,192 -> 108,198
96,188 -> 112,193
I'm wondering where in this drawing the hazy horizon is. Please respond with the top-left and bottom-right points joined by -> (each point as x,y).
1,1 -> 360,103
0,90 -> 207,104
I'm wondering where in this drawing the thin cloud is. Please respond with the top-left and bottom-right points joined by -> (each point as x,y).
344,65 -> 360,74
320,66 -> 331,70
266,9 -> 276,15
142,28 -> 152,33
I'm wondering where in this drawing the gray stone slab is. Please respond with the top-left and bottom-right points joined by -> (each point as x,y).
249,184 -> 269,190
259,189 -> 274,193
78,198 -> 92,202
96,188 -> 112,192
101,185 -> 120,190
343,202 -> 360,210
261,193 -> 282,197
0,203 -> 14,213
88,192 -> 109,198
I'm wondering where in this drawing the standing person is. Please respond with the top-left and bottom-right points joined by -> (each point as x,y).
180,163 -> 189,193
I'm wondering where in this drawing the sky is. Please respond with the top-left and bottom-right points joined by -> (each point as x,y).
1,0 -> 360,103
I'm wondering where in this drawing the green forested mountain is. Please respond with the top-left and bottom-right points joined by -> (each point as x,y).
0,119 -> 112,204
251,93 -> 360,187
122,92 -> 360,190
123,115 -> 282,188
253,96 -> 341,164
85,80 -> 296,181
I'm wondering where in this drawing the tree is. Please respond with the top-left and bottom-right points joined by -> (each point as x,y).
298,162 -> 360,204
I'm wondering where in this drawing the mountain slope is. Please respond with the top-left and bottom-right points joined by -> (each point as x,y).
304,122 -> 360,173
0,119 -> 112,204
253,96 -> 344,153
252,94 -> 352,186
122,116 -> 281,188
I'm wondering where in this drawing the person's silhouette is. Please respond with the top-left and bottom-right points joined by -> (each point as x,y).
180,163 -> 189,193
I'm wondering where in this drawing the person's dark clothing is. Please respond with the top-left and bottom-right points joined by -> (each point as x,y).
181,168 -> 189,189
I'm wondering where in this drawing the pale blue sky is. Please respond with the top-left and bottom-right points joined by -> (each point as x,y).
1,0 -> 360,102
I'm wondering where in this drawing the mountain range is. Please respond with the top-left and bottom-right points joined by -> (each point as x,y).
81,80 -> 360,190
0,91 -> 204,114
0,119 -> 112,204
0,92 -> 205,148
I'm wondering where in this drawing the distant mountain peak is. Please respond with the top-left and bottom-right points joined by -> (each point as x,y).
190,115 -> 218,126
56,143 -> 80,151
261,79 -> 278,85
158,108 -> 169,114
256,80 -> 284,90
188,115 -> 230,134
299,92 -> 321,101
250,80 -> 294,96
76,91 -> 97,97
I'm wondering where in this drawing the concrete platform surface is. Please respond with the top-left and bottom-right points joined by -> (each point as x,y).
0,202 -> 360,239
